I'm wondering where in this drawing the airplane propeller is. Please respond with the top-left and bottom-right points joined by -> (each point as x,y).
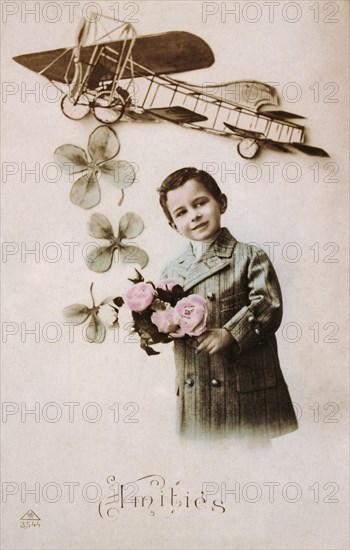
75,18 -> 90,48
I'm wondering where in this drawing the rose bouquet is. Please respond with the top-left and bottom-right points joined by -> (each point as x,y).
123,270 -> 208,355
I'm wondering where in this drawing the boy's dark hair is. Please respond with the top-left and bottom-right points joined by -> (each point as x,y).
157,167 -> 223,222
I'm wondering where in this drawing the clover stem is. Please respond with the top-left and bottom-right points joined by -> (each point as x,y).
89,282 -> 96,308
118,189 -> 125,207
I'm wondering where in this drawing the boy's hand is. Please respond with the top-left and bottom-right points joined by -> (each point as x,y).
196,328 -> 235,355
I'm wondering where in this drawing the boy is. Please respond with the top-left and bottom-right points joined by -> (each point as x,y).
158,167 -> 298,440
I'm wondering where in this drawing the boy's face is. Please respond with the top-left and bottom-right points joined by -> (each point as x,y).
166,179 -> 227,241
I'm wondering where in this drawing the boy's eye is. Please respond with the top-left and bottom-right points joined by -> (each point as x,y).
195,199 -> 208,207
175,210 -> 185,218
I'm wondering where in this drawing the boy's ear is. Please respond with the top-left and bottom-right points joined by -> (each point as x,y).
219,193 -> 228,214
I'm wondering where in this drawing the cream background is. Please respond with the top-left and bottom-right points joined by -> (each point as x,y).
1,1 -> 349,548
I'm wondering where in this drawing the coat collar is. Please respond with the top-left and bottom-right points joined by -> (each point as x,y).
173,228 -> 237,291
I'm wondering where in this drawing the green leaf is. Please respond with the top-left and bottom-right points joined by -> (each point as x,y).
85,244 -> 115,272
118,212 -> 144,239
88,125 -> 120,164
70,171 -> 101,209
62,303 -> 90,324
54,144 -> 88,173
87,213 -> 115,240
140,338 -> 160,356
127,269 -> 144,284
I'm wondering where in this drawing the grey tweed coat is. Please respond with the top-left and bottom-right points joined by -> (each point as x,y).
161,227 -> 298,439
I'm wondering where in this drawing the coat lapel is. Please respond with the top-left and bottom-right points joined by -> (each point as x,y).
173,228 -> 237,292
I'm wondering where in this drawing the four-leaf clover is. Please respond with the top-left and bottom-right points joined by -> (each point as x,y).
86,212 -> 149,272
54,125 -> 135,209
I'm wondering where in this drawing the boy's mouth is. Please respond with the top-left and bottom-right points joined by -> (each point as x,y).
192,221 -> 209,231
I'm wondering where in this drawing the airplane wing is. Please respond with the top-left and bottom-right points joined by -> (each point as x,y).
261,110 -> 306,119
223,122 -> 265,140
13,31 -> 215,85
147,106 -> 208,124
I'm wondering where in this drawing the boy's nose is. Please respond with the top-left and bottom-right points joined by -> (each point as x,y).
191,210 -> 201,222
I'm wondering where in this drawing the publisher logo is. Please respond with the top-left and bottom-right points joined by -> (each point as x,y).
20,510 -> 41,528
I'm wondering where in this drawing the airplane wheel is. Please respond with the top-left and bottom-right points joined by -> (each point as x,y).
61,94 -> 90,120
237,138 -> 259,159
92,91 -> 125,124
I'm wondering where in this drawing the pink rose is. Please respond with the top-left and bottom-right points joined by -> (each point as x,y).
151,309 -> 182,335
173,295 -> 208,337
157,278 -> 181,292
124,282 -> 155,312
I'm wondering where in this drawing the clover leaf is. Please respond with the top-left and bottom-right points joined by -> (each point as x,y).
54,125 -> 135,209
85,212 -> 149,273
63,283 -> 123,343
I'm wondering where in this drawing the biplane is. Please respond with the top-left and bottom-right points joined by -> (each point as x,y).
13,15 -> 329,159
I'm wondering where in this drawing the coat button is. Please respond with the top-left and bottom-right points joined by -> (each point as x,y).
185,378 -> 194,387
248,315 -> 254,323
211,379 -> 220,387
255,328 -> 260,335
207,292 -> 215,301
